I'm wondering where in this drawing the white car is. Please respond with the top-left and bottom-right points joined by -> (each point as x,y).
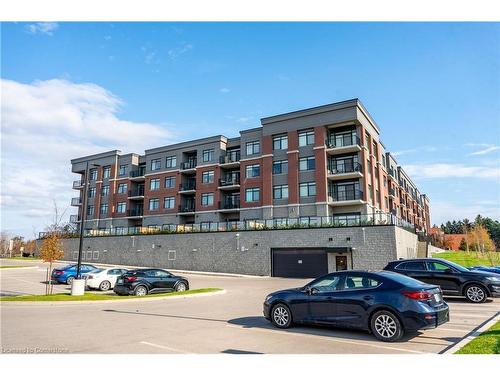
84,268 -> 129,291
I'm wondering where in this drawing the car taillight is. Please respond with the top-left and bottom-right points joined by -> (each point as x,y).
125,276 -> 138,282
54,270 -> 63,275
402,291 -> 433,300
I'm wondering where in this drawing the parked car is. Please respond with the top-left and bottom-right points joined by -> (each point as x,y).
113,268 -> 189,296
468,266 -> 500,275
84,267 -> 129,291
51,264 -> 99,285
384,258 -> 500,303
263,270 -> 449,342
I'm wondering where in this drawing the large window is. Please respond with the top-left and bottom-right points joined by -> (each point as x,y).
202,149 -> 214,162
150,178 -> 160,190
273,134 -> 288,150
101,185 -> 109,196
273,160 -> 288,175
245,188 -> 260,202
164,197 -> 175,209
116,202 -> 126,213
151,158 -> 161,171
149,198 -> 160,211
246,141 -> 260,155
298,130 -> 315,147
117,183 -> 127,194
273,185 -> 289,199
100,203 -> 108,215
118,165 -> 127,176
299,156 -> 315,171
165,176 -> 176,188
88,187 -> 96,198
202,171 -> 215,184
103,166 -> 111,179
201,193 -> 214,206
89,169 -> 97,180
299,182 -> 316,197
246,164 -> 260,178
166,156 -> 177,168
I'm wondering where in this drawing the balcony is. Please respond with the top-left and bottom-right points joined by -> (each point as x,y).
127,208 -> 143,218
389,188 -> 396,197
219,151 -> 240,168
327,162 -> 363,180
71,197 -> 82,206
219,175 -> 240,190
388,168 -> 397,181
219,198 -> 240,211
129,168 -> 146,181
179,181 -> 196,193
178,204 -> 195,214
180,161 -> 197,173
72,180 -> 84,189
328,190 -> 364,206
128,187 -> 145,199
69,214 -> 80,223
325,134 -> 361,155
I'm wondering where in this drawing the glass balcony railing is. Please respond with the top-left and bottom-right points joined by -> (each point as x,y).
326,134 -> 361,148
328,162 -> 362,174
329,190 -> 363,202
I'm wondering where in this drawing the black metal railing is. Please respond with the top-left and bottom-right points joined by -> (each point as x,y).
328,161 -> 362,174
130,168 -> 145,178
73,180 -> 84,188
219,151 -> 240,164
127,208 -> 143,217
179,181 -> 196,191
71,197 -> 81,206
128,187 -> 145,197
326,134 -> 361,148
181,161 -> 197,170
219,175 -> 240,186
329,189 -> 364,202
178,204 -> 195,213
219,198 -> 240,210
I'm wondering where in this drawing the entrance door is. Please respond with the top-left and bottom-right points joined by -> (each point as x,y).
336,256 -> 348,271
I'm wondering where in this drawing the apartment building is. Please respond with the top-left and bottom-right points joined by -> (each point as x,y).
70,99 -> 431,235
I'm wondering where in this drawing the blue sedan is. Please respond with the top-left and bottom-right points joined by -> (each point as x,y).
263,270 -> 449,342
51,264 -> 99,285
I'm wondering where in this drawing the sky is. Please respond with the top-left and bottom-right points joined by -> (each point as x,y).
1,22 -> 499,239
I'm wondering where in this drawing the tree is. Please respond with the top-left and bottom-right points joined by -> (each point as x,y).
0,232 -> 11,257
39,233 -> 64,295
458,238 -> 468,251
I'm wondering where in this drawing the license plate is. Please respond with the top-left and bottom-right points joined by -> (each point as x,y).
434,293 -> 442,303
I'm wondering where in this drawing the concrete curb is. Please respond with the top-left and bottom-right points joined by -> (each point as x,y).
441,311 -> 500,354
0,289 -> 227,306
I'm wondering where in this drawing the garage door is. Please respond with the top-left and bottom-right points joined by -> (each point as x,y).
272,249 -> 328,278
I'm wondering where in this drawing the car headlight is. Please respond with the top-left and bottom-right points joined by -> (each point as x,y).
486,276 -> 500,282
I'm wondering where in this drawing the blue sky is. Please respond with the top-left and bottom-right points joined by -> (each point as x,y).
1,22 -> 499,238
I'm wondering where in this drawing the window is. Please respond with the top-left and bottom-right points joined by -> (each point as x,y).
299,156 -> 315,171
150,178 -> 160,190
373,142 -> 378,159
118,165 -> 127,176
246,164 -> 260,178
344,276 -> 380,289
117,183 -> 127,194
273,134 -> 288,150
202,149 -> 214,162
246,141 -> 260,155
101,185 -> 109,196
365,131 -> 370,149
376,190 -> 380,205
89,169 -> 97,180
151,158 -> 161,171
245,188 -> 260,202
87,205 -> 94,216
273,185 -> 289,199
149,198 -> 160,211
298,130 -> 315,146
299,182 -> 316,197
116,202 -> 126,213
273,160 -> 288,175
332,213 -> 361,226
201,193 -> 214,206
396,261 -> 426,271
165,176 -> 176,188
309,274 -> 341,292
164,197 -> 175,209
88,187 -> 96,198
383,177 -> 387,187
202,171 -> 215,184
427,261 -> 455,273
100,203 -> 108,215
102,166 -> 111,179
166,156 -> 177,168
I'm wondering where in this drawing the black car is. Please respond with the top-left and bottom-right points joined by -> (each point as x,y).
263,270 -> 449,342
113,268 -> 189,296
384,258 -> 500,303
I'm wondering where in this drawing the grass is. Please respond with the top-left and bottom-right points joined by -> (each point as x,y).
0,288 -> 222,302
8,256 -> 40,261
456,321 -> 500,354
0,265 -> 32,269
433,251 -> 500,267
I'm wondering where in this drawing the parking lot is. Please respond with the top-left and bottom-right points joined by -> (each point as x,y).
1,258 -> 499,354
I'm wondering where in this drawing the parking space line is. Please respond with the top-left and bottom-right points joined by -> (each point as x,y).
139,341 -> 191,354
225,324 -> 426,354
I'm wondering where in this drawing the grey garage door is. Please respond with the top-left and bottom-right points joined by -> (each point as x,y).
272,249 -> 328,278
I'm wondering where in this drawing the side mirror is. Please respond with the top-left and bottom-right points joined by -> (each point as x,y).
444,268 -> 454,274
305,286 -> 318,295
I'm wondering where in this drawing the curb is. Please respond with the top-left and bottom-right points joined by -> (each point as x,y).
0,289 -> 226,306
441,311 -> 500,354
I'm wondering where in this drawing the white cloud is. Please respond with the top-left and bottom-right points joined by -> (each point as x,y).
0,78 -> 175,238
392,146 -> 437,157
25,22 -> 59,36
468,145 -> 500,156
219,88 -> 230,94
403,163 -> 500,180
168,42 -> 193,60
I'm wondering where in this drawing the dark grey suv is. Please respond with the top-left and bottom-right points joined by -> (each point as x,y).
384,258 -> 500,303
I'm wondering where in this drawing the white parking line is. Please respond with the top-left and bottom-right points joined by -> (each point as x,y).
139,341 -> 191,354
450,313 -> 496,319
225,324 -> 426,354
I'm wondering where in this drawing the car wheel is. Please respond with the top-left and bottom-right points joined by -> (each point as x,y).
370,310 -> 404,342
99,280 -> 112,291
464,284 -> 487,303
66,276 -> 75,285
175,282 -> 187,292
271,303 -> 293,329
134,285 -> 148,296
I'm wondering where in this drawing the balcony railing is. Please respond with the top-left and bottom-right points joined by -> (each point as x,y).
219,175 -> 240,186
130,168 -> 145,178
389,188 -> 396,196
178,204 -> 195,213
329,190 -> 363,202
328,162 -> 362,174
73,180 -> 84,188
181,161 -> 197,170
219,151 -> 240,164
219,198 -> 240,210
71,197 -> 82,206
127,208 -> 143,217
326,134 -> 361,148
179,181 -> 196,191
128,187 -> 145,197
